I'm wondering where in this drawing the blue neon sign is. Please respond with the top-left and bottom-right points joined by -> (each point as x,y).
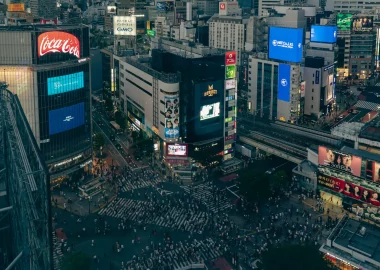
47,72 -> 84,95
49,102 -> 85,135
278,64 -> 291,102
269,27 -> 303,63
310,25 -> 337,43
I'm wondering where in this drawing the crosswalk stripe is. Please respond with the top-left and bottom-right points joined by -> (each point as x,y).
180,184 -> 233,213
100,198 -> 210,233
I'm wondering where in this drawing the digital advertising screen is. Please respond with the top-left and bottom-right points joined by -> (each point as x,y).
366,160 -> 380,182
49,102 -> 85,135
337,14 -> 352,31
200,102 -> 220,121
164,96 -> 179,139
278,64 -> 291,102
318,146 -> 362,177
225,79 -> 236,90
318,173 -> 380,206
225,51 -> 237,66
167,143 -> 188,157
269,27 -> 303,63
311,25 -> 337,43
225,65 -> 236,79
47,72 -> 84,95
352,16 -> 373,33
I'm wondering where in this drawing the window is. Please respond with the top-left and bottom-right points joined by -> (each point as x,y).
312,89 -> 314,92
311,105 -> 313,109
312,97 -> 314,100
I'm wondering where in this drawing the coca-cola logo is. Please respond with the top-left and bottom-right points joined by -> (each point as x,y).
38,31 -> 80,58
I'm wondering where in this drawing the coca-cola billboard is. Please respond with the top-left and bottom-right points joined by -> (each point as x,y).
38,31 -> 80,58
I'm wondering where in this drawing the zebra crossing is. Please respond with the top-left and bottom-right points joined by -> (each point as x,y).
52,232 -> 63,270
99,198 -> 209,232
116,175 -> 161,192
181,184 -> 233,213
127,238 -> 222,270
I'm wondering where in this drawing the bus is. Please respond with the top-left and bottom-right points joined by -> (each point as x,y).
110,121 -> 123,134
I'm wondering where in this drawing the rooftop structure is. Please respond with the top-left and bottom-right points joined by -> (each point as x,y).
320,216 -> 380,270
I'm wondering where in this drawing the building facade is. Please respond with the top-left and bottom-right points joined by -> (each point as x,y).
0,25 -> 92,181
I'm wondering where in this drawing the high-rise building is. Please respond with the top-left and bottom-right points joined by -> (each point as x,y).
30,0 -> 57,19
0,25 -> 92,183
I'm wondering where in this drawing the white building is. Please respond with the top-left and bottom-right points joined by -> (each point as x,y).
326,0 -> 380,13
118,55 -> 180,141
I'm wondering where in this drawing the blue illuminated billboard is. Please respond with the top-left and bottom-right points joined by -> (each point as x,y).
47,72 -> 84,95
269,27 -> 303,63
310,25 -> 337,43
278,64 -> 291,102
49,102 -> 85,135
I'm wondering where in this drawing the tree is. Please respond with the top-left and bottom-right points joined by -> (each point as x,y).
269,170 -> 291,192
259,245 -> 332,270
93,133 -> 105,150
61,252 -> 91,270
114,111 -> 127,130
237,169 -> 271,204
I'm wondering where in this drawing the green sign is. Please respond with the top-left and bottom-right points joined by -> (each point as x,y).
146,30 -> 156,37
337,14 -> 352,31
225,65 -> 236,79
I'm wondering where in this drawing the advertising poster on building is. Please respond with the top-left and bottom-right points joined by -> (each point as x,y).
269,27 -> 303,63
38,31 -> 80,58
318,173 -> 380,206
311,25 -> 337,43
318,146 -> 362,177
366,160 -> 380,182
225,51 -> 237,66
113,16 -> 137,36
225,65 -> 236,79
337,13 -> 352,31
225,79 -> 236,90
352,16 -> 373,33
315,70 -> 320,84
164,96 -> 179,139
278,64 -> 291,102
7,3 -> 24,11
300,81 -> 305,98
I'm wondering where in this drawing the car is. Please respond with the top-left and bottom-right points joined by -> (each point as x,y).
97,120 -> 103,126
114,143 -> 121,150
109,134 -> 116,141
338,115 -> 345,119
265,168 -> 276,174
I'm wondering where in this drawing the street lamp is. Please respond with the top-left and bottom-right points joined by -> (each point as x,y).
88,196 -> 91,215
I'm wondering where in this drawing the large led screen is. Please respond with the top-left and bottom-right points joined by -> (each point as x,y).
318,146 -> 362,177
49,102 -> 85,135
278,64 -> 291,102
352,16 -> 373,33
48,72 -> 84,95
164,96 -> 179,139
318,173 -> 380,207
167,143 -> 188,157
269,27 -> 303,63
310,25 -> 337,43
200,102 -> 220,121
337,14 -> 352,31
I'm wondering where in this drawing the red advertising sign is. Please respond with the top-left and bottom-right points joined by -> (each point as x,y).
225,51 -> 237,66
318,173 -> 380,206
318,146 -> 362,177
219,3 -> 226,10
40,19 -> 58,25
38,31 -> 80,58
